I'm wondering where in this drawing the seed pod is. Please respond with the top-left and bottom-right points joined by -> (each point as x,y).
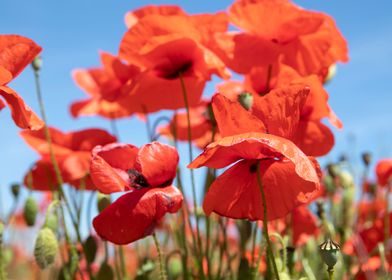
43,213 -> 58,233
31,56 -> 42,72
319,239 -> 340,269
34,228 -> 59,269
11,183 -> 20,199
96,262 -> 114,280
84,235 -> 97,264
24,196 -> 39,226
97,193 -> 111,213
238,92 -> 253,111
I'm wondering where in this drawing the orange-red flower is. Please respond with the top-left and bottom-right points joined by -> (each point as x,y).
375,159 -> 392,186
0,35 -> 44,129
116,6 -> 230,114
91,141 -> 183,244
215,0 -> 348,77
71,51 -> 140,119
189,133 -> 320,221
20,127 -> 116,190
217,62 -> 340,156
291,205 -> 319,246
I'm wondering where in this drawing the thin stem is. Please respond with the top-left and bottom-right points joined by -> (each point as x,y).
179,74 -> 204,279
33,68 -> 94,279
153,233 -> 167,280
119,246 -> 127,279
384,182 -> 391,263
256,161 -> 280,280
328,268 -> 334,280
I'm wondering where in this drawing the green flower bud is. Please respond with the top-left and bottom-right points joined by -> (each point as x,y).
324,64 -> 337,84
84,235 -> 97,264
11,183 -> 20,198
327,163 -> 340,179
319,239 -> 340,270
0,221 -> 4,237
24,196 -> 39,226
34,228 -> 59,269
31,56 -> 42,72
43,213 -> 58,233
238,92 -> 253,111
339,171 -> 354,189
97,193 -> 111,213
168,258 -> 182,278
96,262 -> 114,280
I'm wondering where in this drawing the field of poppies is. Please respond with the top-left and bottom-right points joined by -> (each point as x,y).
0,0 -> 391,279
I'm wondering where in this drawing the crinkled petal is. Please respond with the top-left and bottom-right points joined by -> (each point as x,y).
93,186 -> 183,244
0,86 -> 44,130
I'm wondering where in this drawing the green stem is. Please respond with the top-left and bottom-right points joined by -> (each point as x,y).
33,68 -> 94,280
119,246 -> 127,279
153,233 -> 167,280
328,268 -> 334,280
256,161 -> 280,280
179,74 -> 205,279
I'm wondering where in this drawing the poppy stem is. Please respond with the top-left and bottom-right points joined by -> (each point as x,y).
179,73 -> 205,279
328,268 -> 334,280
153,233 -> 167,280
32,67 -> 94,280
256,161 -> 280,280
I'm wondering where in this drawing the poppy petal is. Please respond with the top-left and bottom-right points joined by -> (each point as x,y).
90,143 -> 139,193
93,186 -> 183,244
189,132 -> 319,184
292,205 -> 319,246
292,120 -> 334,157
136,142 -> 179,187
0,35 -> 42,83
375,159 -> 392,186
211,93 -> 266,137
203,159 -> 319,221
252,85 -> 309,139
0,86 -> 44,130
20,127 -> 71,156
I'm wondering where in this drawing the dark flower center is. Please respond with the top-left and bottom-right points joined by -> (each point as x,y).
127,169 -> 150,189
154,60 -> 193,80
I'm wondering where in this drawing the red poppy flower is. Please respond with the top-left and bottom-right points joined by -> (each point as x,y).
215,0 -> 348,77
91,141 -> 183,244
188,133 -> 320,221
0,35 -> 44,129
20,127 -> 116,190
117,7 -> 230,114
217,62 -> 340,156
375,159 -> 392,186
71,52 -> 140,119
213,86 -> 332,156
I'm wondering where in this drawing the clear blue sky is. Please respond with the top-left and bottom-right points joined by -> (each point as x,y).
1,0 -> 392,205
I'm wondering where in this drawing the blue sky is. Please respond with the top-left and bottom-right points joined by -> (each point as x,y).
1,0 -> 392,211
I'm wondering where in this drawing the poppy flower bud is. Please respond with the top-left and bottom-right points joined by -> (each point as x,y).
34,228 -> 59,269
10,183 -> 20,198
238,92 -> 253,111
23,196 -> 39,226
319,239 -> 340,270
324,64 -> 337,84
43,213 -> 58,233
339,171 -> 354,189
97,193 -> 111,213
31,56 -> 42,72
97,262 -> 114,280
84,235 -> 97,264
0,221 -> 4,239
316,201 -> 325,219
327,163 -> 340,178
361,152 -> 372,167
168,258 -> 182,278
